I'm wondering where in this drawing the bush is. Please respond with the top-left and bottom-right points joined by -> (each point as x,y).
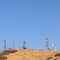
55,53 -> 60,57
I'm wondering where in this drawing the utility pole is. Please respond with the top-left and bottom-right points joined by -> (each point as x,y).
46,37 -> 49,50
4,40 -> 6,50
23,41 -> 27,49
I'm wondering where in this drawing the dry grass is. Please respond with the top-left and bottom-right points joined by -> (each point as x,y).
0,49 -> 60,60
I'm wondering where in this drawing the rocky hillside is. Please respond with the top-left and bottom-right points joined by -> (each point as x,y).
0,48 -> 60,60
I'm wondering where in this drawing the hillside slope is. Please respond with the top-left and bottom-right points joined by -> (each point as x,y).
0,49 -> 60,60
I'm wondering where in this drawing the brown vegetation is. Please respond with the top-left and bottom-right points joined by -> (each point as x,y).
0,49 -> 60,60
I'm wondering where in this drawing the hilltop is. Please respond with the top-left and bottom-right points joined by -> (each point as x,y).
0,48 -> 60,60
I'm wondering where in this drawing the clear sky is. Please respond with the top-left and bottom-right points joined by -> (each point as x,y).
0,0 -> 60,50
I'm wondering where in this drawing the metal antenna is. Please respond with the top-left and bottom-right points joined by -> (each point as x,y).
13,40 -> 16,48
4,40 -> 6,50
13,36 -> 16,48
23,41 -> 27,49
53,43 -> 56,50
46,37 -> 49,50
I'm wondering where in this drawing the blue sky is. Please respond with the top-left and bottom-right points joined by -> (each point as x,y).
0,0 -> 60,50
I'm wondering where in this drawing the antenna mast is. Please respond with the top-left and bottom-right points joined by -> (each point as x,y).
13,38 -> 16,49
53,43 -> 56,50
46,37 -> 49,50
23,41 -> 27,49
4,40 -> 6,50
13,36 -> 16,48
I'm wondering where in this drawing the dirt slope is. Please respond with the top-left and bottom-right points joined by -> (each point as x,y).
0,49 -> 60,60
